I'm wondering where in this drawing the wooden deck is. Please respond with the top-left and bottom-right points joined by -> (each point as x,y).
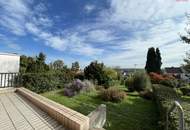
0,92 -> 66,130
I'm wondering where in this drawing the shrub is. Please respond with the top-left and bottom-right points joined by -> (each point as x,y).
152,84 -> 190,130
84,61 -> 118,88
125,71 -> 151,92
139,90 -> 153,100
134,71 -> 152,91
125,76 -> 135,92
22,72 -> 73,93
159,79 -> 178,88
63,79 -> 95,97
149,72 -> 174,84
100,87 -> 125,102
149,72 -> 166,83
175,88 -> 183,97
180,86 -> 190,96
74,72 -> 85,80
84,61 -> 107,86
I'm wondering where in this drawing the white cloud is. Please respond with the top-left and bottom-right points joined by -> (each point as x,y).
86,29 -> 116,43
84,4 -> 95,13
103,0 -> 190,22
0,0 -> 190,67
0,0 -> 102,57
0,0 -> 31,35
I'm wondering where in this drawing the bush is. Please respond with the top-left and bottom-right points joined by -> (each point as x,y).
84,61 -> 118,88
100,87 -> 125,102
149,72 -> 174,84
63,79 -> 95,97
159,79 -> 178,88
152,84 -> 190,130
139,90 -> 153,100
125,76 -> 135,92
125,71 -> 151,92
180,86 -> 190,96
22,72 -> 74,93
149,72 -> 166,82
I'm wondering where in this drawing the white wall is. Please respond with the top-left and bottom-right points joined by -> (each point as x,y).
0,54 -> 20,73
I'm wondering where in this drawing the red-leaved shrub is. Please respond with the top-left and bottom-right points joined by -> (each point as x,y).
149,72 -> 174,83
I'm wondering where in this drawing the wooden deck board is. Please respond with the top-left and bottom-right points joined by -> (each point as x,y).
0,92 -> 65,130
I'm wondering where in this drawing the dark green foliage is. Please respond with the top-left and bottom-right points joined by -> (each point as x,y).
145,47 -> 157,73
139,90 -> 153,100
74,72 -> 85,80
71,61 -> 80,72
180,86 -> 190,96
20,52 -> 49,73
84,61 -> 110,87
181,35 -> 190,43
159,79 -> 178,88
152,84 -> 178,130
153,84 -> 190,130
100,87 -> 125,102
156,48 -> 162,73
22,72 -> 74,93
182,52 -> 190,73
50,60 -> 64,70
125,76 -> 135,92
145,47 -> 162,73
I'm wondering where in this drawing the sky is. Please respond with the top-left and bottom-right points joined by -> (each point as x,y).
0,0 -> 190,68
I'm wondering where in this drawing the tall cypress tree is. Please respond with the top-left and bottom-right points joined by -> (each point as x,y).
145,47 -> 162,73
145,47 -> 157,73
156,48 -> 162,73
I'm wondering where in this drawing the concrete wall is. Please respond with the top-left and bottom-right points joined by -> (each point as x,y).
0,53 -> 20,73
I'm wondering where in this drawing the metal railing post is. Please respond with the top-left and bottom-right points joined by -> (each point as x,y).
166,101 -> 184,130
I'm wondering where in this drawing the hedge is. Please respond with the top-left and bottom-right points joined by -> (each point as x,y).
153,84 -> 190,130
21,72 -> 74,93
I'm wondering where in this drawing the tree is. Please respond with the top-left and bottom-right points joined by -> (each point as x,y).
145,47 -> 157,73
84,61 -> 108,85
20,55 -> 29,73
145,47 -> 162,73
52,60 -> 64,70
71,61 -> 80,72
35,52 -> 49,72
183,52 -> 190,72
20,52 -> 49,73
156,48 -> 162,73
104,67 -> 118,81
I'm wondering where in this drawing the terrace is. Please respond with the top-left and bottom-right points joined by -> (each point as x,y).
0,87 -> 92,130
0,88 -> 65,130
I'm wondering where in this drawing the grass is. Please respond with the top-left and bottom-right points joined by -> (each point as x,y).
42,89 -> 159,130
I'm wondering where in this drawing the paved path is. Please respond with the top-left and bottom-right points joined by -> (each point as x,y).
0,92 -> 65,130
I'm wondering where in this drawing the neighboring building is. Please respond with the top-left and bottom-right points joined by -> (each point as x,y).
0,53 -> 20,87
164,67 -> 183,77
164,67 -> 190,82
118,68 -> 144,76
0,53 -> 20,73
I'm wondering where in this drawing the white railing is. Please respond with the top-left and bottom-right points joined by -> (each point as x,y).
0,73 -> 19,87
166,101 -> 185,130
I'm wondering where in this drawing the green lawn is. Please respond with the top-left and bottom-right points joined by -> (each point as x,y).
42,89 -> 159,130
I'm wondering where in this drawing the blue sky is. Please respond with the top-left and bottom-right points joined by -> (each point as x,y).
0,0 -> 190,68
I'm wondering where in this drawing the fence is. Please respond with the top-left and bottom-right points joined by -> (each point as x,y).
0,73 -> 20,88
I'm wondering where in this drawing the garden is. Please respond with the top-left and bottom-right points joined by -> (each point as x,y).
19,52 -> 190,130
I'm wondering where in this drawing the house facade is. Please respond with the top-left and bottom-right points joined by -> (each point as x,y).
164,67 -> 190,82
0,53 -> 20,87
0,53 -> 20,73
